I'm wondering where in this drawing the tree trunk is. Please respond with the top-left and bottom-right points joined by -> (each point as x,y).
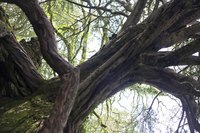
1,0 -> 200,132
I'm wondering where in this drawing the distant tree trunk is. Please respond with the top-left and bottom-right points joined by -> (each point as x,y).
1,0 -> 200,133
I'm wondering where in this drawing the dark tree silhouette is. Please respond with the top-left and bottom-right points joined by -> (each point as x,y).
1,0 -> 200,132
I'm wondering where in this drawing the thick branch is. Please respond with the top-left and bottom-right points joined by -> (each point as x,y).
39,71 -> 79,133
157,39 -> 200,67
0,35 -> 44,91
133,65 -> 200,97
16,1 -> 74,76
155,22 -> 200,49
78,23 -> 146,80
121,0 -> 148,30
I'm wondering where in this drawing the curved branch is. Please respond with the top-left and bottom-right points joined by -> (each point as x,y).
133,65 -> 200,97
14,0 -> 75,77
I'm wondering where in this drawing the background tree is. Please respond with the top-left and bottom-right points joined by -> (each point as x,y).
0,0 -> 200,132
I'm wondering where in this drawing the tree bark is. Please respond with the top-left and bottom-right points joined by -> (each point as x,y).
0,0 -> 200,132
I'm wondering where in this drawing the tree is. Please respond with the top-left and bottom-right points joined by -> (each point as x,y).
0,0 -> 200,132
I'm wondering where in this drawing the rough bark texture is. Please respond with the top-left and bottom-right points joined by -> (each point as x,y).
0,0 -> 200,133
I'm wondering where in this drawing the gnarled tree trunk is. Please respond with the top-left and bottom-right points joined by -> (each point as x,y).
1,0 -> 200,132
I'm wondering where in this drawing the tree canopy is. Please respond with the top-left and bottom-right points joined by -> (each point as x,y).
1,0 -> 200,132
